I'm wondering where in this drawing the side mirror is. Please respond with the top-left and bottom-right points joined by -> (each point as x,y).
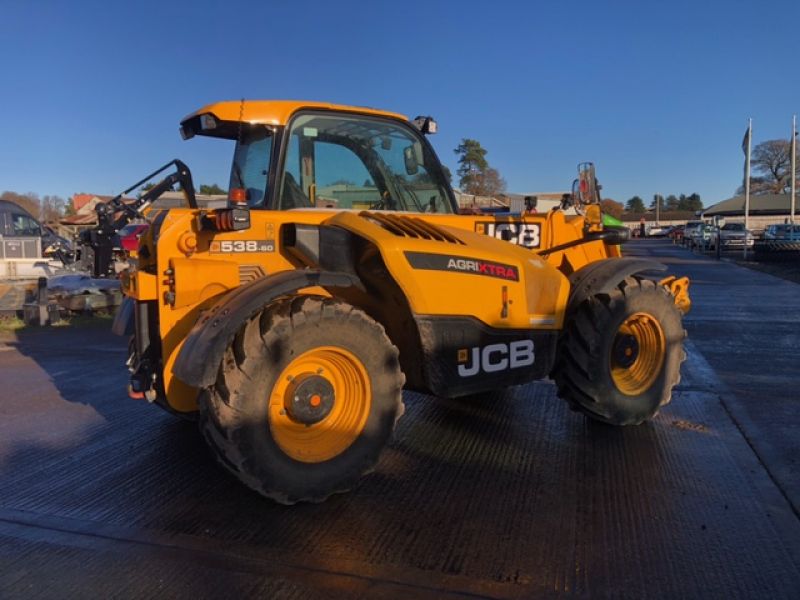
403,145 -> 419,175
412,116 -> 438,134
577,162 -> 599,204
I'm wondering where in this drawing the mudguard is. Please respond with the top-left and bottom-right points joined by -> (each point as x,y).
172,269 -> 363,388
567,257 -> 666,308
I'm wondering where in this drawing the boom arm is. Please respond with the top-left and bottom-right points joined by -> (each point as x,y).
83,160 -> 196,277
104,159 -> 197,229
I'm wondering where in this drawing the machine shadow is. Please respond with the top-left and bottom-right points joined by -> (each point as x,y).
1,324 -> 681,595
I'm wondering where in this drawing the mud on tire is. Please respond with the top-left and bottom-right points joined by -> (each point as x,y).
552,276 -> 686,425
198,296 -> 405,504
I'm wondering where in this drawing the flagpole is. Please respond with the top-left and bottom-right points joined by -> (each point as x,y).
792,114 -> 796,225
744,118 -> 752,260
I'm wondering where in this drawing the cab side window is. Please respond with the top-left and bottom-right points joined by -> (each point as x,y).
10,214 -> 41,236
276,112 -> 451,212
313,141 -> 379,209
278,117 -> 380,210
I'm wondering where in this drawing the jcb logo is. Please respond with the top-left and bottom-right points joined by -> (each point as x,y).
477,222 -> 541,248
457,340 -> 535,377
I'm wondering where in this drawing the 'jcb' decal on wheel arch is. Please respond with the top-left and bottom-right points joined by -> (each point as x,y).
476,222 -> 541,248
457,341 -> 535,377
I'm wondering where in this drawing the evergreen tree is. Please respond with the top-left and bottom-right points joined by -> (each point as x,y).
454,139 -> 505,196
625,195 -> 645,213
665,194 -> 679,211
199,183 -> 227,195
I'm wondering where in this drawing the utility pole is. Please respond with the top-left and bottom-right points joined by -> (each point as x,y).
656,194 -> 660,225
744,118 -> 752,260
789,115 -> 797,223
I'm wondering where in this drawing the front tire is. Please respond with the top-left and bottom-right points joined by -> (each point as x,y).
198,296 -> 405,504
552,276 -> 686,425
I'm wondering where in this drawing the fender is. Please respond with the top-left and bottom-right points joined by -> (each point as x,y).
172,269 -> 363,388
567,257 -> 666,309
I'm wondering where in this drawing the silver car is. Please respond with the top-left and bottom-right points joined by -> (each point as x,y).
711,223 -> 754,249
686,223 -> 713,249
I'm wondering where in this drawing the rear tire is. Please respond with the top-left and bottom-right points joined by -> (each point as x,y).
198,296 -> 405,504
552,276 -> 686,425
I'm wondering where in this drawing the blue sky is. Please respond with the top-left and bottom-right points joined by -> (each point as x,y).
1,0 -> 798,207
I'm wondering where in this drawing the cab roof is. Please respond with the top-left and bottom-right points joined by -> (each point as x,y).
181,100 -> 408,129
0,199 -> 35,217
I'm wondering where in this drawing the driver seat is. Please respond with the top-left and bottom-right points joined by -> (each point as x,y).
280,172 -> 311,209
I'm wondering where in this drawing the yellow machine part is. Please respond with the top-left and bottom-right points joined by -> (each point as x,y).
184,100 -> 408,129
322,211 -> 569,330
126,206 -> 619,413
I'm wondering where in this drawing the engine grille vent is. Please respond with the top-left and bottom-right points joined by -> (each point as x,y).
361,212 -> 464,245
239,264 -> 266,285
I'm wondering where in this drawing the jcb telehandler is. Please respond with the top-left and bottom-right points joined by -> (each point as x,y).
106,100 -> 690,504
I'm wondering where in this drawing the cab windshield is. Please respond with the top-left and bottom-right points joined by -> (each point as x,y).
277,113 -> 454,213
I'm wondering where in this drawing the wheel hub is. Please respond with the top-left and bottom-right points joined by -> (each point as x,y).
285,375 -> 335,425
612,333 -> 639,369
609,312 -> 666,396
269,345 -> 372,463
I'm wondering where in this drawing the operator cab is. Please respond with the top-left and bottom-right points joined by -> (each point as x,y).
180,101 -> 457,214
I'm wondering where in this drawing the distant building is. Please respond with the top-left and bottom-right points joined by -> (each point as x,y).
60,194 -> 137,235
702,194 -> 798,231
455,191 -> 567,213
620,211 -> 697,225
70,193 -> 103,213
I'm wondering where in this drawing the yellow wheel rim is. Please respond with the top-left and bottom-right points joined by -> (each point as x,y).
269,346 -> 371,463
610,312 -> 666,396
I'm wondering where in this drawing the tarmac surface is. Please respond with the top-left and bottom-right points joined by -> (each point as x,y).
0,239 -> 798,599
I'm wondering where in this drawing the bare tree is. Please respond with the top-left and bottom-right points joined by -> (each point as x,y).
468,167 -> 506,197
739,139 -> 794,195
40,195 -> 67,222
601,198 -> 624,219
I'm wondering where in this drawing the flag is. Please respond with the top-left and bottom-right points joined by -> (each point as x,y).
792,118 -> 797,177
743,119 -> 752,241
742,121 -> 752,188
792,116 -> 797,222
741,125 -> 750,156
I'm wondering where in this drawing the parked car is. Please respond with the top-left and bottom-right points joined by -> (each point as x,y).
0,199 -> 73,262
686,223 -> 714,249
113,223 -> 149,260
764,223 -> 800,241
710,222 -> 754,250
682,221 -> 705,246
669,225 -> 685,242
647,225 -> 668,237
